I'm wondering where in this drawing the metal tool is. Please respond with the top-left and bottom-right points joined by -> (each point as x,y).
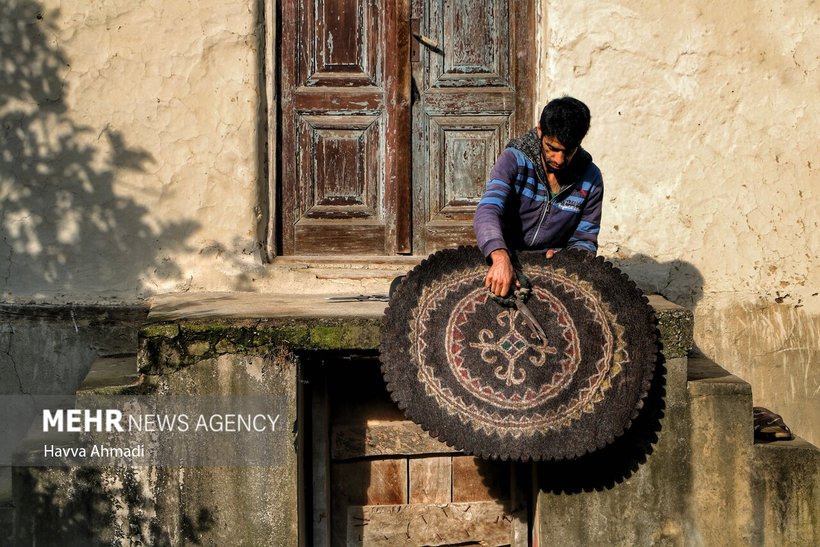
513,298 -> 547,344
326,294 -> 390,303
490,267 -> 548,345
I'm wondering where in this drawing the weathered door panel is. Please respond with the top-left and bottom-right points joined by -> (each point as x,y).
412,0 -> 534,253
281,0 -> 410,255
279,0 -> 531,256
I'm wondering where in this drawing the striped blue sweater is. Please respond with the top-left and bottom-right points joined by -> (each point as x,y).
473,135 -> 604,258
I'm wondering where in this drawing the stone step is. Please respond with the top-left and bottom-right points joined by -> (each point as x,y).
687,355 -> 754,441
532,356 -> 810,546
75,353 -> 141,396
751,437 -> 820,546
686,356 -> 755,545
266,255 -> 420,295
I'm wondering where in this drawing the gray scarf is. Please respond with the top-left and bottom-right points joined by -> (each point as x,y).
506,129 -> 592,187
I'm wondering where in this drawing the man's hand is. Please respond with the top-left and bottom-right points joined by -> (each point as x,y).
485,249 -> 517,297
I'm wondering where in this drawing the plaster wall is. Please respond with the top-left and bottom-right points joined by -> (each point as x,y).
1,0 -> 264,301
0,0 -> 818,443
538,0 -> 819,445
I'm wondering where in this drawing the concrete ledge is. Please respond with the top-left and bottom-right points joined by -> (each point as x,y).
146,292 -> 387,321
140,292 -> 693,368
687,356 -> 753,397
687,356 -> 754,544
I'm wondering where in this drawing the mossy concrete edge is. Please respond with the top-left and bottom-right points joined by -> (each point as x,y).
138,317 -> 382,373
137,299 -> 691,373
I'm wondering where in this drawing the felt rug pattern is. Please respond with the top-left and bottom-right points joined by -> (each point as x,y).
380,246 -> 658,461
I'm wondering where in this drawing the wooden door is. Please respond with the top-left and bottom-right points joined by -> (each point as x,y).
280,0 -> 411,255
411,0 -> 535,253
278,0 -> 533,256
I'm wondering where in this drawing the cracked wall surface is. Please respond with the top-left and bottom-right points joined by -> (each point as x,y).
541,0 -> 819,444
0,0 -> 258,301
0,0 -> 818,443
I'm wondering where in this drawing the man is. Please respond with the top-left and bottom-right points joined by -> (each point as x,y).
474,96 -> 603,297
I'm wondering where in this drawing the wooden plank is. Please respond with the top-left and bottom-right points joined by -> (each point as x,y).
384,0 -> 412,253
279,0 -> 298,254
409,456 -> 452,504
424,224 -> 478,253
366,458 -> 408,505
311,374 -> 331,546
510,463 -> 530,547
512,0 -> 536,133
330,459 -> 408,509
294,223 -> 386,255
332,420 -> 460,460
331,459 -> 408,547
346,501 -> 513,546
294,88 -> 384,113
422,88 -> 516,115
452,455 -> 509,503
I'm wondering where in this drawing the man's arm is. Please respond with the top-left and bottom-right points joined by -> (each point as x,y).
473,149 -> 519,257
566,170 -> 604,252
474,149 -> 520,296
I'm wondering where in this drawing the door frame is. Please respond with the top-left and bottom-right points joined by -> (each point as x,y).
263,0 -> 542,260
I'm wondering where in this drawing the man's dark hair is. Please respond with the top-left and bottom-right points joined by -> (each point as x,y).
539,96 -> 591,149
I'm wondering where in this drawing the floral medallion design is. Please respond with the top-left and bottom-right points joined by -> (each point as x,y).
411,266 -> 629,437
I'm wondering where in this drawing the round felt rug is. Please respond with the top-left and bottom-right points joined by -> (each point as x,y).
380,246 -> 658,461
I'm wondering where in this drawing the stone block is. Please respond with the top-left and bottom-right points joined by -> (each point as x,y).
76,354 -> 142,395
137,316 -> 382,374
12,350 -> 299,547
647,295 -> 693,359
534,357 -> 692,546
751,438 -> 820,546
687,357 -> 754,544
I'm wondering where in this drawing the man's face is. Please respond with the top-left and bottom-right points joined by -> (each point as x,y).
537,128 -> 577,171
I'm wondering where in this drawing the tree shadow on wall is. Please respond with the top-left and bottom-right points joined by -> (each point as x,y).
0,0 -> 198,299
12,464 -> 214,546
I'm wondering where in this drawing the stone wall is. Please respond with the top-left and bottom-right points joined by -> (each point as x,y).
1,0 -> 817,444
